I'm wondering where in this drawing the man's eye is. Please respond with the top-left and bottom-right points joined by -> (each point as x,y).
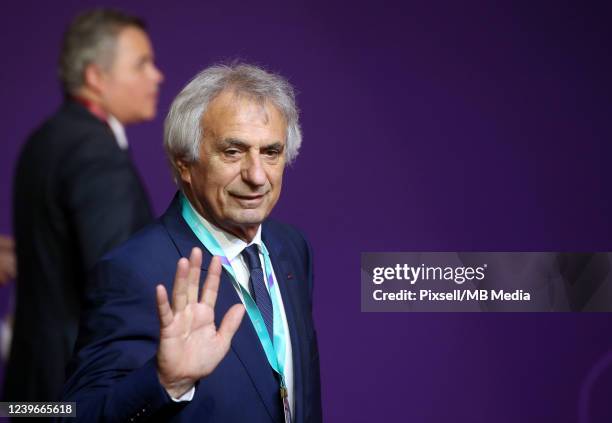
264,149 -> 280,158
135,58 -> 149,70
225,149 -> 240,157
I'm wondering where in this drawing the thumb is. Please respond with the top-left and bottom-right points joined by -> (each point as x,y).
218,303 -> 246,342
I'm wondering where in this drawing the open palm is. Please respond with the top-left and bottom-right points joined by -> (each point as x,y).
156,248 -> 245,398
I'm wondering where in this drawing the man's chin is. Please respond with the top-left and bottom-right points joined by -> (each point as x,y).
230,209 -> 268,226
141,109 -> 157,121
235,216 -> 266,227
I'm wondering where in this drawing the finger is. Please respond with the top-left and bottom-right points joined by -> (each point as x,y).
200,256 -> 222,307
218,303 -> 246,342
172,257 -> 190,312
4,255 -> 16,278
0,236 -> 14,250
186,247 -> 202,304
156,284 -> 174,328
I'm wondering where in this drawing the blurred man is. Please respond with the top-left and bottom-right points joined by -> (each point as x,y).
63,63 -> 322,422
5,8 -> 163,402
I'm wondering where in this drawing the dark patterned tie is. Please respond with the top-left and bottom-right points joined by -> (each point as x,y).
241,245 -> 274,340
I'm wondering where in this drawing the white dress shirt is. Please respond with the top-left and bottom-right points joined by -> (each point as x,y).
107,114 -> 129,150
176,202 -> 294,416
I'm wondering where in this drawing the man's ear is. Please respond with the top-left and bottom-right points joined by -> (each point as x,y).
175,159 -> 192,185
83,63 -> 107,95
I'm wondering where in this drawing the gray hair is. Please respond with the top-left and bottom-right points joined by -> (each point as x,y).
164,63 -> 302,182
59,9 -> 145,94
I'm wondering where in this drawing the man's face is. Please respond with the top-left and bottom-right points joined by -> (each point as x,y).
179,90 -> 287,241
98,26 -> 163,123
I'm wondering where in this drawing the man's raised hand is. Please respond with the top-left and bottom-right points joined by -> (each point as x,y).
156,248 -> 245,398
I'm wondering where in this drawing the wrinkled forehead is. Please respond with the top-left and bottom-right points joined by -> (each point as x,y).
201,89 -> 288,139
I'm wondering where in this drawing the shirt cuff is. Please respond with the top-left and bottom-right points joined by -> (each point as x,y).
169,386 -> 195,402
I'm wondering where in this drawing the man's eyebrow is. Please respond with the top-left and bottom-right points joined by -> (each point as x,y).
137,53 -> 153,64
261,142 -> 284,150
219,138 -> 249,149
219,138 -> 284,150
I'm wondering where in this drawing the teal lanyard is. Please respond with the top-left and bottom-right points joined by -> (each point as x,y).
180,194 -> 288,387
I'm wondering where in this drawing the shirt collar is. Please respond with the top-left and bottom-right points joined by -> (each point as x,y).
186,198 -> 262,262
72,95 -> 108,122
72,96 -> 129,150
107,114 -> 129,150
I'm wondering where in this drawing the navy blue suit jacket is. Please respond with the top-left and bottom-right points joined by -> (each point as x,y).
62,195 -> 322,422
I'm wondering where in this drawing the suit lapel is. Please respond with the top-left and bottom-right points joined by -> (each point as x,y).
216,266 -> 283,422
264,229 -> 308,423
162,194 -> 282,422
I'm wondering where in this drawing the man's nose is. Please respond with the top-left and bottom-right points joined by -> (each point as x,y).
150,63 -> 164,84
242,152 -> 267,188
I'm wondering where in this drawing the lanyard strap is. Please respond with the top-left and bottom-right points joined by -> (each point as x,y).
180,194 -> 288,383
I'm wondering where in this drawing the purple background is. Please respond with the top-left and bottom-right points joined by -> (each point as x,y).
2,1 -> 612,421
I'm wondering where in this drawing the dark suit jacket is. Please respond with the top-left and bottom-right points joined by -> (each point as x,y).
61,195 -> 322,422
5,100 -> 153,402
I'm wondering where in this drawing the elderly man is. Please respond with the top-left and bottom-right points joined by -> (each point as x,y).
6,9 -> 163,402
63,64 -> 322,422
